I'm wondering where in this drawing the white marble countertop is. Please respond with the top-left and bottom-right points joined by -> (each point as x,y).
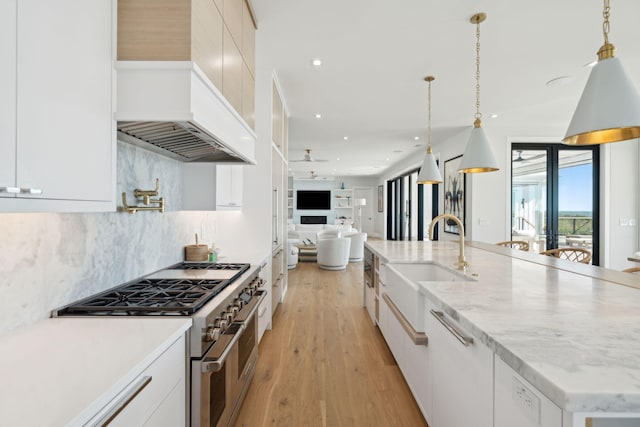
366,240 -> 640,414
0,317 -> 191,426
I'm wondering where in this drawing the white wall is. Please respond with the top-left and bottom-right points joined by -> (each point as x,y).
602,139 -> 639,270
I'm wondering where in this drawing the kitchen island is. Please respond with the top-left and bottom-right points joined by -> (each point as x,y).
366,239 -> 640,427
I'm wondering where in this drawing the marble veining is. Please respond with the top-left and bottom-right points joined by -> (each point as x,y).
367,240 -> 640,414
0,142 -> 219,335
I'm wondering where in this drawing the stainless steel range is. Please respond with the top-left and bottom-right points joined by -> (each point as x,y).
54,262 -> 266,427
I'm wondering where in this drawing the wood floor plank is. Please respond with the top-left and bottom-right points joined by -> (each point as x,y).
233,262 -> 429,427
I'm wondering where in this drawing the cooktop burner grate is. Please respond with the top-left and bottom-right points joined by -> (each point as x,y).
171,262 -> 250,272
56,278 -> 230,316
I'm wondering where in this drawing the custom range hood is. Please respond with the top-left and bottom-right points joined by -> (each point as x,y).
116,62 -> 256,164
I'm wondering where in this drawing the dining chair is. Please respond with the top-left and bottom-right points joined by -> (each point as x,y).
622,267 -> 640,274
495,241 -> 529,251
539,248 -> 592,264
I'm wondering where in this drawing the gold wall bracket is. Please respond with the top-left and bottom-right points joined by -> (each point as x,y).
122,178 -> 165,214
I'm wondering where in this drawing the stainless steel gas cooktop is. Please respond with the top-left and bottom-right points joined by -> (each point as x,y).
54,262 -> 251,316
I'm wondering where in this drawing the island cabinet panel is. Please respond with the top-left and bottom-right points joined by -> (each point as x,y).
378,291 -> 430,422
427,300 -> 493,427
1,0 -> 115,211
494,356 -> 561,427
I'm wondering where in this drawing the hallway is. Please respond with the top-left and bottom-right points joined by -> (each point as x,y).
234,262 -> 428,427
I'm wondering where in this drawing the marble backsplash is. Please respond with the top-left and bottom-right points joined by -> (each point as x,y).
0,142 -> 221,335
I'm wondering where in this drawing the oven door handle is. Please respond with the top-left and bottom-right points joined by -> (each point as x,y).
232,289 -> 267,324
201,323 -> 245,373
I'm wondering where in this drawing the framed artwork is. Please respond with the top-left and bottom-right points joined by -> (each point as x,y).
443,155 -> 465,234
377,185 -> 384,212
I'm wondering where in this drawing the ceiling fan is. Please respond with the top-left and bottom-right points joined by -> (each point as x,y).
513,150 -> 545,163
290,149 -> 328,163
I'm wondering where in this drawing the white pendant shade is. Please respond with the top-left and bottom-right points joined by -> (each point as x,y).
459,124 -> 499,173
564,56 -> 640,145
417,151 -> 442,184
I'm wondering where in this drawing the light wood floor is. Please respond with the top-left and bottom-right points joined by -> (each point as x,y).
233,261 -> 429,427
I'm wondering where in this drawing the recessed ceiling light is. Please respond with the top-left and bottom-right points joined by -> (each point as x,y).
392,150 -> 403,153
490,114 -> 498,118
343,136 -> 349,140
311,58 -> 322,67
315,113 -> 322,119
414,136 -> 420,141
336,157 -> 340,161
584,60 -> 598,68
385,157 -> 389,161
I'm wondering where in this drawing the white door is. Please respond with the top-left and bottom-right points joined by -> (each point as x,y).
354,187 -> 375,234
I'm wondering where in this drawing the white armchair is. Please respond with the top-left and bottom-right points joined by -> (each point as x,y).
317,237 -> 351,270
316,228 -> 341,240
344,232 -> 367,262
288,239 -> 300,269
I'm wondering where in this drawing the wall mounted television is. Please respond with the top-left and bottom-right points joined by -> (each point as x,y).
296,190 -> 331,210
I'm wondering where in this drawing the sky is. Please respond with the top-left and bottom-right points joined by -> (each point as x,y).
558,163 -> 592,212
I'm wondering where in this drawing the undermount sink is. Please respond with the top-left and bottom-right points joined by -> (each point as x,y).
382,262 -> 475,333
387,262 -> 475,284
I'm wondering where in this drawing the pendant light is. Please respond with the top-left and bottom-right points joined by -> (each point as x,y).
417,76 -> 443,184
459,13 -> 499,174
563,0 -> 640,145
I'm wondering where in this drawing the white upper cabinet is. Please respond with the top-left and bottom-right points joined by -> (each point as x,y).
0,0 -> 17,199
182,164 -> 242,211
215,165 -> 242,209
1,0 -> 115,212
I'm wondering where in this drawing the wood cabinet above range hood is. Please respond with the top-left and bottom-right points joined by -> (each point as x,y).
116,61 -> 256,164
115,0 -> 257,164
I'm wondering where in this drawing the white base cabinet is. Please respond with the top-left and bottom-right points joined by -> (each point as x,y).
87,334 -> 186,426
427,300 -> 493,427
379,293 -> 431,422
495,356 -> 561,427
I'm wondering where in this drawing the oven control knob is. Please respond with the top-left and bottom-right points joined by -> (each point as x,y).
224,309 -> 234,322
205,326 -> 221,342
231,305 -> 240,316
233,298 -> 244,309
218,318 -> 228,331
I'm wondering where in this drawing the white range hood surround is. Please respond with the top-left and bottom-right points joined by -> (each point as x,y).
116,61 -> 256,164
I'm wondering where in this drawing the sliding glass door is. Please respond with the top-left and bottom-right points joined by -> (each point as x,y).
511,143 -> 599,264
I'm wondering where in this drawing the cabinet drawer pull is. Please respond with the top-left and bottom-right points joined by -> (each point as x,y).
0,187 -> 20,194
430,310 -> 474,347
20,187 -> 43,195
90,375 -> 152,426
382,293 -> 428,346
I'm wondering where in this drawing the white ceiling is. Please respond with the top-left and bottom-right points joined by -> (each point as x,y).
251,0 -> 640,179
